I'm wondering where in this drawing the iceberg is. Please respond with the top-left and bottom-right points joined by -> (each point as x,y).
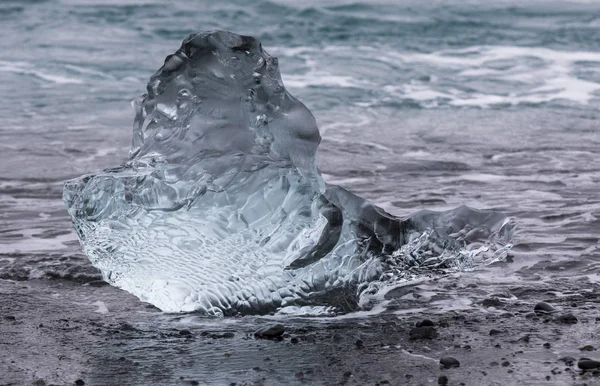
63,31 -> 513,315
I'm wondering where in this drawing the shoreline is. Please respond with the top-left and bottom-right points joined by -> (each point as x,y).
2,275 -> 599,385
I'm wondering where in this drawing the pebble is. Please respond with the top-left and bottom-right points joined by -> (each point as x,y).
559,356 -> 576,367
481,298 -> 504,308
518,335 -> 531,343
214,332 -> 235,339
489,329 -> 503,336
409,326 -> 438,340
556,313 -> 578,324
179,329 -> 192,337
415,319 -> 435,327
75,381 -> 85,386
534,302 -> 556,313
355,339 -> 364,349
440,357 -> 460,369
438,375 -> 449,385
579,345 -> 595,352
254,324 -> 285,339
578,358 -> 600,370
543,343 -> 551,349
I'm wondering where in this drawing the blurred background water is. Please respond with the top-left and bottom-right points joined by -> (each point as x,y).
0,0 -> 599,310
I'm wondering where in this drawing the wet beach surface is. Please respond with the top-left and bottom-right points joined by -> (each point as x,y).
3,275 -> 600,385
1,0 -> 600,384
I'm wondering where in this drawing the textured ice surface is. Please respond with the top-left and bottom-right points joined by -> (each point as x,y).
63,31 -> 514,315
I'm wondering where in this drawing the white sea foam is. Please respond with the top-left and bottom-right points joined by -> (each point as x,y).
276,44 -> 600,108
283,73 -> 363,89
0,227 -> 78,254
0,60 -> 84,84
388,46 -> 600,107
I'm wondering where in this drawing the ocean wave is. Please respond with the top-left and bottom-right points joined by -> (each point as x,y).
0,60 -> 84,85
274,44 -> 600,108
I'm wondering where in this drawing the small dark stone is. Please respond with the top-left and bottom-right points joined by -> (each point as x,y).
209,331 -> 234,339
290,337 -> 299,344
489,329 -> 503,336
415,319 -> 435,327
438,375 -> 449,385
119,322 -> 136,331
534,302 -> 556,313
557,313 -> 578,324
4,315 -> 16,321
580,345 -> 595,352
518,335 -> 531,343
179,329 -> 192,336
578,358 -> 600,370
559,356 -> 576,366
75,380 -> 85,386
355,339 -> 364,349
190,381 -> 199,386
543,343 -> 551,349
409,326 -> 438,340
440,356 -> 460,369
502,361 -> 510,367
254,324 -> 285,339
343,371 -> 352,378
481,297 -> 504,308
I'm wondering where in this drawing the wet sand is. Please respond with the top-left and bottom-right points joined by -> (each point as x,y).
2,268 -> 600,386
